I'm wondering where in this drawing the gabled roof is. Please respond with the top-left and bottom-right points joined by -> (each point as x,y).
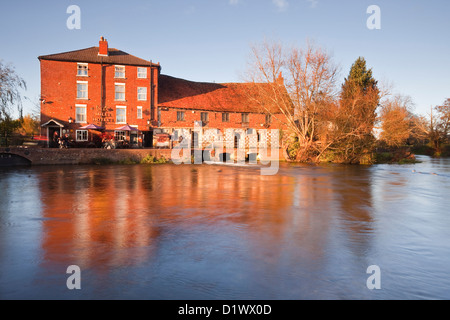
38,47 -> 158,67
41,119 -> 65,127
158,75 -> 284,114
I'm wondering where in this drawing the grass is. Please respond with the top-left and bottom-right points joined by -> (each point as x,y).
140,154 -> 169,164
375,151 -> 421,164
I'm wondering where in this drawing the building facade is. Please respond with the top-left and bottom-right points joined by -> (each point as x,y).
39,37 -> 160,147
39,37 -> 286,149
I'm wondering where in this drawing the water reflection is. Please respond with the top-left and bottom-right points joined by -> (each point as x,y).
1,157 -> 450,299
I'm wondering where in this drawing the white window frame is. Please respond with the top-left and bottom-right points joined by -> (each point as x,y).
116,106 -> 127,124
77,81 -> 88,100
115,83 -> 126,101
115,65 -> 125,78
137,87 -> 147,101
75,104 -> 87,123
137,106 -> 143,119
76,130 -> 88,141
77,63 -> 88,77
137,67 -> 147,79
115,130 -> 126,141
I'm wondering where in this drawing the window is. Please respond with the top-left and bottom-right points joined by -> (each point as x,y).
242,113 -> 249,123
172,130 -> 179,141
222,113 -> 229,122
137,106 -> 143,119
115,65 -> 125,78
137,87 -> 147,101
77,81 -> 88,99
75,104 -> 87,123
201,112 -> 209,123
265,114 -> 272,124
137,67 -> 147,79
77,63 -> 88,76
115,83 -> 125,101
115,131 -> 126,141
116,106 -> 127,124
76,130 -> 88,141
177,111 -> 185,121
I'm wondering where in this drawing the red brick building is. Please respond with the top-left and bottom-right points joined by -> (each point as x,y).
39,37 -> 286,148
39,37 -> 160,147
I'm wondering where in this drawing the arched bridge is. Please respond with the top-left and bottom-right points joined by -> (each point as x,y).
0,148 -> 33,167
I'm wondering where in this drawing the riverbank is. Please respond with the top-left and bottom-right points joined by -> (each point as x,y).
0,146 -> 285,166
0,147 -> 173,166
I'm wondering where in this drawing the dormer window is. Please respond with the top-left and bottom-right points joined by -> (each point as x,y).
77,63 -> 88,76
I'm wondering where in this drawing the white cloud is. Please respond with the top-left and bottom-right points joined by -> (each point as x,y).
229,0 -> 239,5
272,0 -> 289,11
307,0 -> 318,8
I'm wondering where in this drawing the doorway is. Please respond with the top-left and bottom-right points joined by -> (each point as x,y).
143,131 -> 153,148
47,127 -> 62,148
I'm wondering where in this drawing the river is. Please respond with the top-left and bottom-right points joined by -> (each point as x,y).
0,155 -> 449,299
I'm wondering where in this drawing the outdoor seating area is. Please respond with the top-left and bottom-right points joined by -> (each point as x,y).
42,121 -> 148,149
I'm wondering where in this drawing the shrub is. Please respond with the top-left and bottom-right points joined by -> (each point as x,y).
140,154 -> 169,164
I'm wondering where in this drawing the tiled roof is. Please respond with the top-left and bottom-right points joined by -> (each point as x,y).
38,47 -> 158,67
158,75 -> 283,114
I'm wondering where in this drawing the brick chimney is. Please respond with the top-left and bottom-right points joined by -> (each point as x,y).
98,36 -> 109,56
277,72 -> 284,85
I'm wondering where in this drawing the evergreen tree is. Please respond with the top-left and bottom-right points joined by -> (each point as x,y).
333,57 -> 380,163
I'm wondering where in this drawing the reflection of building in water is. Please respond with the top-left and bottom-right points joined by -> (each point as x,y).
37,164 -> 376,278
37,165 -> 299,270
38,167 -> 160,270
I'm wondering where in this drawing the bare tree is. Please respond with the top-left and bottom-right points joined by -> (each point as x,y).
0,60 -> 26,146
379,95 -> 414,147
0,60 -> 26,120
413,99 -> 450,154
245,40 -> 339,161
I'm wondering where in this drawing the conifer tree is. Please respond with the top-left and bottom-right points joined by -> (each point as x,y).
333,57 -> 380,163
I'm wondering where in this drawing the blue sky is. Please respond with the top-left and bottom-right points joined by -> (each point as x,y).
0,0 -> 449,116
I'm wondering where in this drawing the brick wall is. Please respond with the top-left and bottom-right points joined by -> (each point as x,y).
159,108 -> 285,130
40,60 -> 159,137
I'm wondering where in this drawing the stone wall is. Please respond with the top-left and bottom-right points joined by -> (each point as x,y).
0,146 -> 285,166
0,147 -> 172,166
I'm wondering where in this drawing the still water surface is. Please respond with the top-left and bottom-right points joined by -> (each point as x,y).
1,155 -> 450,299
